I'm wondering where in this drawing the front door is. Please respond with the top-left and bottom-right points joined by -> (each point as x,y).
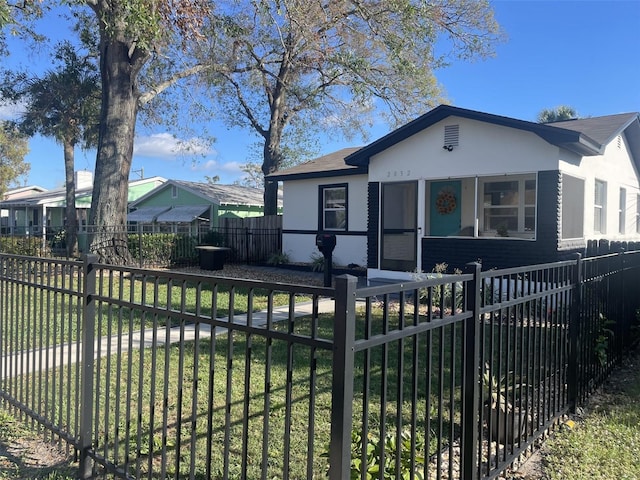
380,181 -> 417,271
430,180 -> 462,236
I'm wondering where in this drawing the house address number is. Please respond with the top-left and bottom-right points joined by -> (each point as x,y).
386,169 -> 411,178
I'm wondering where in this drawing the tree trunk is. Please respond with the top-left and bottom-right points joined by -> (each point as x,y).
262,126 -> 284,216
88,31 -> 147,264
63,140 -> 78,257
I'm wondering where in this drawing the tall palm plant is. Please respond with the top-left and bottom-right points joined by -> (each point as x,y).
4,42 -> 100,256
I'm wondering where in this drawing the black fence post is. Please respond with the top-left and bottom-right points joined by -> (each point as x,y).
328,275 -> 357,480
79,254 -> 98,479
461,262 -> 481,480
568,253 -> 582,413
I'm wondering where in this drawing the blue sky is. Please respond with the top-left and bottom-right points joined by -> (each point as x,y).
2,0 -> 639,190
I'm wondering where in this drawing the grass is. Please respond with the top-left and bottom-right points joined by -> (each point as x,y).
541,346 -> 640,480
0,409 -> 76,479
0,270 -> 303,352
1,301 -> 465,479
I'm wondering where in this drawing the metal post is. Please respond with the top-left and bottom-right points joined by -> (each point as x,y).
460,262 -> 481,480
568,253 -> 582,412
324,253 -> 333,287
79,254 -> 98,479
328,275 -> 357,480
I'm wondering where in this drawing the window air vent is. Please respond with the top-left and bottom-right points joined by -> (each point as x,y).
444,125 -> 459,149
617,135 -> 622,149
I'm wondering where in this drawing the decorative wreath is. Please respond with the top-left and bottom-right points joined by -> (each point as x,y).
435,188 -> 457,215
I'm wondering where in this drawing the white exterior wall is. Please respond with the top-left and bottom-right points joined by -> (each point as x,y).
281,174 -> 368,266
368,117 -> 559,182
560,133 -> 640,242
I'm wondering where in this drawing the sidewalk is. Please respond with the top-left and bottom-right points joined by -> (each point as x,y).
0,297 -> 338,379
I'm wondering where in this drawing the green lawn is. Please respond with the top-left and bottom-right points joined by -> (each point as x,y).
542,346 -> 640,480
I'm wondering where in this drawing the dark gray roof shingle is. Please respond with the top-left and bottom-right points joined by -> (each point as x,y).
544,112 -> 639,146
267,147 -> 366,180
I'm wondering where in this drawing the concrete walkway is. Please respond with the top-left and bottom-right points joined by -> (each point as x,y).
0,297 -> 337,379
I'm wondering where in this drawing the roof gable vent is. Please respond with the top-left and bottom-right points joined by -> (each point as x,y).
444,124 -> 459,150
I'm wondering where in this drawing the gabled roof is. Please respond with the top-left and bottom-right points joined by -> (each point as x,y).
267,147 -> 367,181
545,112 -> 640,162
345,105 -> 639,167
131,180 -> 281,208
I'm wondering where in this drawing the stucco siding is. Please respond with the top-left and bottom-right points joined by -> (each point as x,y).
282,233 -> 367,267
281,174 -> 368,231
559,133 -> 640,242
368,117 -> 559,182
281,174 -> 368,265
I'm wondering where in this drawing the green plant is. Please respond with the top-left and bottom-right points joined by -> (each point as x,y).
482,363 -> 527,444
310,252 -> 333,272
413,263 -> 463,311
266,251 -> 290,266
594,313 -> 615,367
324,428 -> 426,480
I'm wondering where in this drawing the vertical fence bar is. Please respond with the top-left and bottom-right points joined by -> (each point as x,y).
461,262 -> 481,480
568,254 -> 582,413
79,254 -> 98,479
328,275 -> 357,480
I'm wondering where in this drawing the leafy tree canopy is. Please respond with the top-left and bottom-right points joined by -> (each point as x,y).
0,122 -> 29,196
197,0 -> 503,214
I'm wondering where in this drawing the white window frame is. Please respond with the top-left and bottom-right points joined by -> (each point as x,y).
594,179 -> 607,234
480,175 -> 536,238
171,185 -> 178,198
320,185 -> 347,231
637,194 -> 640,234
619,187 -> 626,234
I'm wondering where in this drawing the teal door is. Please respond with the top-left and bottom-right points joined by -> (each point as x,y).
430,181 -> 461,236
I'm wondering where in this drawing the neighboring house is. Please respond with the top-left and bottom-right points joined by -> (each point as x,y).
1,185 -> 48,233
0,172 -> 166,236
127,180 -> 280,236
269,105 -> 640,280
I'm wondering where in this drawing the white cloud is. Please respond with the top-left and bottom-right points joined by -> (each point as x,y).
133,133 -> 212,158
190,159 -> 219,171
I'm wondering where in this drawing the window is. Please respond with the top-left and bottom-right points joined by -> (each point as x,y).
319,184 -> 347,231
637,194 -> 640,234
561,174 -> 585,239
619,188 -> 626,234
482,176 -> 536,238
171,185 -> 178,198
594,179 -> 606,233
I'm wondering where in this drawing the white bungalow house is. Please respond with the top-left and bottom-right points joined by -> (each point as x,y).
268,105 -> 640,280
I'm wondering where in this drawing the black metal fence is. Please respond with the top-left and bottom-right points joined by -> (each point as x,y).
0,251 -> 638,479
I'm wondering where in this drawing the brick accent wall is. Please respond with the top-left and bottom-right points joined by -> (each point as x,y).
367,182 -> 379,269
421,171 -> 568,271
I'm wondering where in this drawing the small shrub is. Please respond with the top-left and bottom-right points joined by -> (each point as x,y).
267,251 -> 290,266
334,428 -> 426,479
310,252 -> 334,272
413,263 -> 463,311
594,313 -> 615,367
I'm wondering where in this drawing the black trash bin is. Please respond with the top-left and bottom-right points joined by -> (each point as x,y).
196,246 -> 230,271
